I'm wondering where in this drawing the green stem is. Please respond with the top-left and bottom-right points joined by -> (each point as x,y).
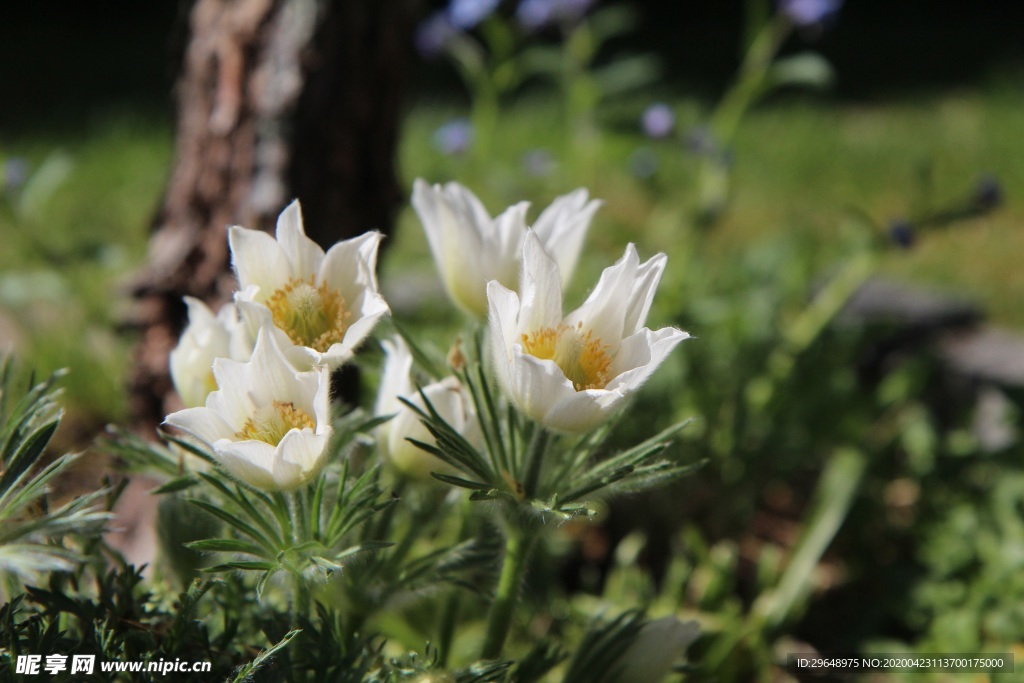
292,571 -> 310,628
440,495 -> 475,666
481,529 -> 533,660
290,491 -> 311,627
438,591 -> 461,668
521,427 -> 550,499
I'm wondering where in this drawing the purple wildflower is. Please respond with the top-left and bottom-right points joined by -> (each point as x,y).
449,0 -> 501,30
641,103 -> 675,139
416,10 -> 457,59
777,0 -> 842,27
433,119 -> 474,156
522,149 -> 555,177
516,0 -> 594,30
516,0 -> 555,29
3,158 -> 28,192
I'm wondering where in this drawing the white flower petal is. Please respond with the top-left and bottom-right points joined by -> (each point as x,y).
319,232 -> 383,298
622,252 -> 667,337
507,349 -> 577,424
272,429 -> 331,490
613,617 -> 699,683
413,180 -> 484,314
563,244 -> 641,348
210,357 -> 256,427
487,281 -> 521,393
243,330 -> 303,407
374,337 -> 480,481
275,200 -> 324,277
541,387 -> 626,434
518,231 -> 563,333
376,337 -> 415,420
234,297 -> 289,350
445,181 -> 493,231
164,407 -> 236,445
530,188 -> 601,287
387,379 -> 466,480
228,226 -> 290,296
215,439 -> 280,490
413,180 -> 541,316
339,289 -> 390,355
606,327 -> 690,394
181,296 -> 216,328
487,201 -> 530,290
169,298 -> 253,408
169,298 -> 223,408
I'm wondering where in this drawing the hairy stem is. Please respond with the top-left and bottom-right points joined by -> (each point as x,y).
481,528 -> 532,659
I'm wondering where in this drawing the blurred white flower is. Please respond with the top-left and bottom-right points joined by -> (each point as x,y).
170,297 -> 253,408
612,616 -> 699,683
230,200 -> 389,369
165,328 -> 332,491
411,179 -> 600,316
488,232 -> 689,433
375,336 -> 482,480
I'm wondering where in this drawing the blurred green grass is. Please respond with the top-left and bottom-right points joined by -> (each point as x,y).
0,113 -> 172,425
400,87 -> 1022,323
2,86 -> 1020,428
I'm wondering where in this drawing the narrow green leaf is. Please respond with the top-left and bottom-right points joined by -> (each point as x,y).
187,500 -> 277,554
204,560 -> 276,572
185,539 -> 266,556
150,475 -> 199,495
431,472 -> 492,491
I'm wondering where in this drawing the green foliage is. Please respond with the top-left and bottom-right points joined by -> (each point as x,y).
4,1 -> 1024,681
0,358 -> 111,599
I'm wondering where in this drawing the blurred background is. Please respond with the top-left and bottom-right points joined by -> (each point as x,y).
2,0 -> 1024,678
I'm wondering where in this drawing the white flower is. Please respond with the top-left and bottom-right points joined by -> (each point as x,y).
411,179 -> 601,316
488,232 -> 689,433
230,200 -> 389,369
612,616 -> 699,683
170,298 -> 253,408
375,336 -> 482,480
165,328 -> 332,491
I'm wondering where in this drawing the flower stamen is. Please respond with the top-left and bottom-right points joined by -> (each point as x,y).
236,401 -> 315,446
521,323 -> 612,391
265,276 -> 349,352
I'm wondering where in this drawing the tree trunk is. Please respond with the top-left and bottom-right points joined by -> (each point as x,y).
128,0 -> 415,429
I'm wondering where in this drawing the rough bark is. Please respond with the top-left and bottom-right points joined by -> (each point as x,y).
127,0 -> 415,429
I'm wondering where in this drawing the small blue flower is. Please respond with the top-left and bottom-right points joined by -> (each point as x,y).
888,220 -> 915,249
3,157 -> 28,192
684,126 -> 717,156
777,0 -> 842,27
628,147 -> 659,179
415,11 -> 457,59
433,118 -> 474,156
516,0 -> 593,30
522,149 -> 555,177
641,103 -> 675,139
449,0 -> 501,30
516,0 -> 555,29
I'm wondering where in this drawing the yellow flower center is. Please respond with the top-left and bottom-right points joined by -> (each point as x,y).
265,276 -> 349,352
236,401 -> 316,446
521,323 -> 612,391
